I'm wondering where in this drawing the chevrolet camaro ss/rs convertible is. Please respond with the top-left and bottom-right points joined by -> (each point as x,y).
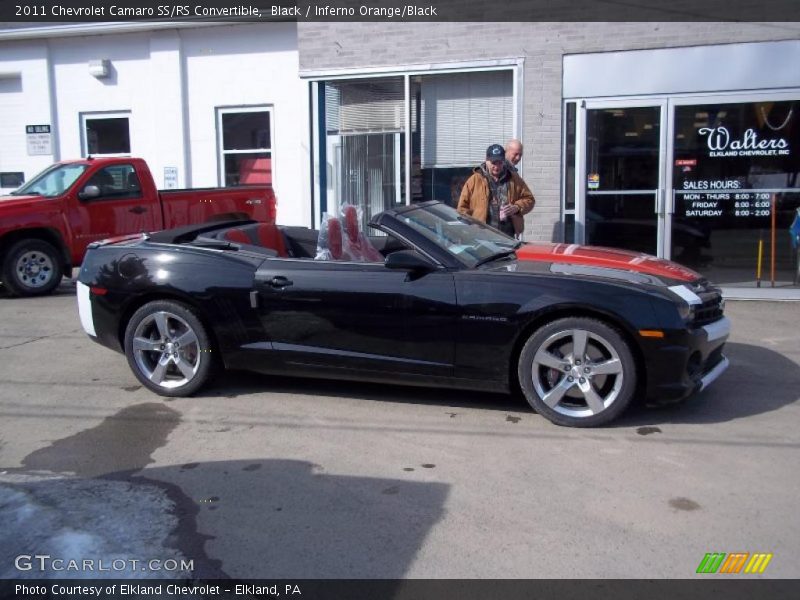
77,201 -> 730,427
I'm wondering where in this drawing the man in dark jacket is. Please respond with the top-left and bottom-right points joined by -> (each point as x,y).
457,144 -> 535,237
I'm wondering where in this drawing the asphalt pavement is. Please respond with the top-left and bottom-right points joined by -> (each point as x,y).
0,278 -> 798,579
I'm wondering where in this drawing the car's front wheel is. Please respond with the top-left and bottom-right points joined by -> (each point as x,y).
124,300 -> 216,396
518,317 -> 637,427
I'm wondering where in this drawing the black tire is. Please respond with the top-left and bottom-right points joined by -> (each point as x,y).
2,239 -> 64,297
517,317 -> 637,427
124,300 -> 217,397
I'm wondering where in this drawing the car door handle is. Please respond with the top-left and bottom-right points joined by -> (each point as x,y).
268,276 -> 293,289
129,206 -> 148,214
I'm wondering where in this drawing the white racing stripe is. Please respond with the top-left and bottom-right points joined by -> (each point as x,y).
668,284 -> 703,305
77,281 -> 96,337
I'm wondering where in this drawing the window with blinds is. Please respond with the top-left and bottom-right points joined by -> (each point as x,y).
325,77 -> 405,134
319,69 -> 516,213
420,70 -> 514,168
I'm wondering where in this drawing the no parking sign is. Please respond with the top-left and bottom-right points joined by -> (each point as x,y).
26,124 -> 52,156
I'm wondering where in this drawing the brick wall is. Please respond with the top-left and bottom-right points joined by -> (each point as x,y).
298,22 -> 800,241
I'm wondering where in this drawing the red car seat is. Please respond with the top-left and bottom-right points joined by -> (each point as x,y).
222,223 -> 289,257
340,205 -> 383,262
254,223 -> 288,257
222,228 -> 251,245
342,205 -> 360,245
327,217 -> 344,260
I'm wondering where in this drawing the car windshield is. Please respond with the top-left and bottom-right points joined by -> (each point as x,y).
397,203 -> 520,268
11,163 -> 88,197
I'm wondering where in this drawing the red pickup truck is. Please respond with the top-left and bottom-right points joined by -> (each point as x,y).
0,157 -> 276,296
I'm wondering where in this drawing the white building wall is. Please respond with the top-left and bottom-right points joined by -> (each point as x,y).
49,33 -> 155,164
0,41 -> 53,192
181,23 -> 310,226
147,31 -> 189,190
0,23 -> 310,226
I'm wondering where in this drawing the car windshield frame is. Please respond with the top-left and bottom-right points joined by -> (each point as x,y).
10,163 -> 88,198
391,203 -> 521,268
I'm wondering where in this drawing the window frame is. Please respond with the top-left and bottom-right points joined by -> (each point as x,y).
306,58 -> 523,222
0,172 -> 25,189
80,111 -> 132,158
215,105 -> 274,187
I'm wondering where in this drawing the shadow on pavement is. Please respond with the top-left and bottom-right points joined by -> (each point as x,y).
204,338 -> 799,428
206,338 -> 799,429
206,369 -> 526,413
618,341 -> 800,427
1,403 -> 449,580
0,278 -> 76,300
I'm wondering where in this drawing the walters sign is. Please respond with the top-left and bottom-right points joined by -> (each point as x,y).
698,126 -> 790,157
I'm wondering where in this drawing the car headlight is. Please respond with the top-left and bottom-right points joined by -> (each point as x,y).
668,284 -> 701,323
677,301 -> 696,323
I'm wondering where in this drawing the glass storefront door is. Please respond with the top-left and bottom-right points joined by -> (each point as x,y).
574,94 -> 799,288
322,77 -> 406,231
336,132 -> 403,224
582,101 -> 667,256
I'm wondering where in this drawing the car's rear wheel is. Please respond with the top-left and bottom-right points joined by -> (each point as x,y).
518,317 -> 637,427
2,239 -> 64,297
124,300 -> 216,396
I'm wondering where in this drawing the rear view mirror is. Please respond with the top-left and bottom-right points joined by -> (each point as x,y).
385,250 -> 435,272
78,185 -> 101,200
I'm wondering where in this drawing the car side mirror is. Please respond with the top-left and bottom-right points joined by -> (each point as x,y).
385,250 -> 435,272
78,185 -> 101,200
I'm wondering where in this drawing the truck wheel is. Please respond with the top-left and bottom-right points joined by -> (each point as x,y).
124,300 -> 217,397
2,239 -> 64,297
517,317 -> 637,427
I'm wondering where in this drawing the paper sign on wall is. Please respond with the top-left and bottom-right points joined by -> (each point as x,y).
164,167 -> 179,189
26,124 -> 52,156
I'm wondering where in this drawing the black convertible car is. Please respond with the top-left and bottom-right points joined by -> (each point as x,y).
77,201 -> 729,427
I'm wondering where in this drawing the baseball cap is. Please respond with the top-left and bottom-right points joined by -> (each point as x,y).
486,144 -> 505,161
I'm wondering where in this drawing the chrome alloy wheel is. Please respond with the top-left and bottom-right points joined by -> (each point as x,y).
131,310 -> 201,389
531,328 -> 624,418
15,250 -> 54,289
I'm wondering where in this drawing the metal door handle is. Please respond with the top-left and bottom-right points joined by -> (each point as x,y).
655,189 -> 665,215
129,206 -> 148,214
269,276 -> 293,289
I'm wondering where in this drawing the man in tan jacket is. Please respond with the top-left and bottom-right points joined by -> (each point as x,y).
457,144 -> 535,237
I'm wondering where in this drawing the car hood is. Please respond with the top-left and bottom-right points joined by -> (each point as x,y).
515,242 -> 700,283
0,194 -> 46,208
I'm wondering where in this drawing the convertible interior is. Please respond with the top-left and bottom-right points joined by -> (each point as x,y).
174,214 -> 409,262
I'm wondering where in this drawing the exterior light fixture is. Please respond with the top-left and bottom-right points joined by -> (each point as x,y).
88,60 -> 110,78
